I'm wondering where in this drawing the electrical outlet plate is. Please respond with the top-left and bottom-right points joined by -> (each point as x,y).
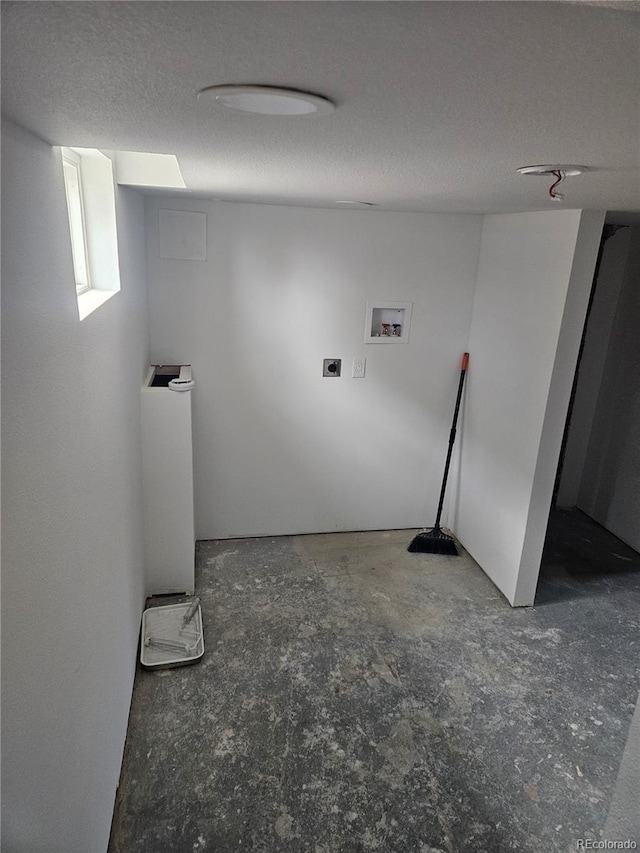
352,357 -> 366,378
323,359 -> 341,377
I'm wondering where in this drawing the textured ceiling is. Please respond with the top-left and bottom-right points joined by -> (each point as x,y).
2,1 -> 639,214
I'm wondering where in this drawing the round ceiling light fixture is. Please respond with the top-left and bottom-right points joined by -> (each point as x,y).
516,165 -> 587,177
197,85 -> 335,116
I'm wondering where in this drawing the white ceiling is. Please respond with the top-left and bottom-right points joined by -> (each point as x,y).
2,1 -> 639,215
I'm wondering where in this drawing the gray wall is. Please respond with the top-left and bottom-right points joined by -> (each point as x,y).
577,225 -> 640,551
1,119 -> 149,852
146,198 -> 483,539
605,691 -> 640,843
556,228 -> 632,508
452,210 -> 604,606
146,200 -> 604,608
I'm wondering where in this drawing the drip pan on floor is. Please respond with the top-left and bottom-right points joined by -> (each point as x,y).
140,601 -> 204,669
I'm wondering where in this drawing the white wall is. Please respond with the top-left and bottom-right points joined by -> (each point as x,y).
578,225 -> 640,551
141,381 -> 195,595
605,690 -> 640,843
453,210 -> 604,606
146,199 -> 483,539
556,227 -> 631,508
1,119 -> 149,852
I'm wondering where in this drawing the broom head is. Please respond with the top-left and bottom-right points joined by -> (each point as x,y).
407,526 -> 459,555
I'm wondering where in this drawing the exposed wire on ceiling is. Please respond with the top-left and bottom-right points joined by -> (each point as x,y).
516,164 -> 586,203
548,169 -> 565,202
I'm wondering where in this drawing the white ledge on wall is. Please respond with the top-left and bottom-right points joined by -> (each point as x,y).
77,288 -> 118,321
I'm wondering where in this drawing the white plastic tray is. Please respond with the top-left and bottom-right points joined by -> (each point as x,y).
140,601 -> 204,669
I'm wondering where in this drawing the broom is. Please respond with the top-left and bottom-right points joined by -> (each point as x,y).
408,352 -> 469,555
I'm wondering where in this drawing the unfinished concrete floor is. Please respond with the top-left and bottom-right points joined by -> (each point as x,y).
110,511 -> 640,852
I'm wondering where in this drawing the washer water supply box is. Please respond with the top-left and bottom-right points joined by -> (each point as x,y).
140,600 -> 204,669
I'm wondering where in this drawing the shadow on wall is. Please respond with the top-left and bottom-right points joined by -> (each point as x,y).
535,509 -> 640,606
578,228 -> 640,550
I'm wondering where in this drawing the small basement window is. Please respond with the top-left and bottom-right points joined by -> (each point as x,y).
60,146 -> 121,320
61,149 -> 91,295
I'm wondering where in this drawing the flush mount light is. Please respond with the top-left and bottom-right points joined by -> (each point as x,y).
516,165 -> 586,177
335,200 -> 377,207
197,85 -> 335,116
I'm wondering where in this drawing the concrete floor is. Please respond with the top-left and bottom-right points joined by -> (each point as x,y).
110,511 -> 640,852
